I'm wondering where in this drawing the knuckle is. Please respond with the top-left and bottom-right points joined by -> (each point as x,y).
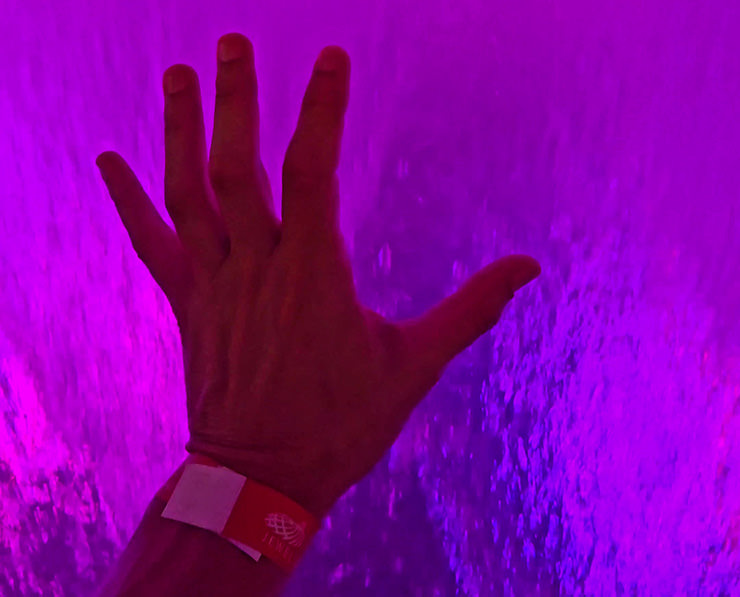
282,156 -> 311,182
303,91 -> 334,110
208,159 -> 258,193
303,98 -> 344,124
283,148 -> 333,187
215,73 -> 257,100
304,77 -> 346,112
113,176 -> 139,201
165,175 -> 197,198
164,182 -> 199,217
283,169 -> 330,195
208,162 -> 233,189
163,110 -> 183,135
209,161 -> 238,188
164,196 -> 187,221
281,160 -> 310,182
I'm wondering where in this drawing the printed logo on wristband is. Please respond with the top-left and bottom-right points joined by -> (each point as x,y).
265,513 -> 306,547
221,477 -> 320,569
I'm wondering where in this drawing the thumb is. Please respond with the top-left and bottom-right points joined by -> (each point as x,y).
398,254 -> 541,378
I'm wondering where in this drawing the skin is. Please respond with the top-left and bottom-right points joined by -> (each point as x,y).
96,32 -> 541,593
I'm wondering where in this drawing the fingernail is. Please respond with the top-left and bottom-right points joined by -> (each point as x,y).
164,68 -> 188,94
218,37 -> 243,63
315,47 -> 343,72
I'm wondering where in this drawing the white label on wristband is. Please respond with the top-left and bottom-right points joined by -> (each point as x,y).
162,464 -> 246,534
228,538 -> 262,562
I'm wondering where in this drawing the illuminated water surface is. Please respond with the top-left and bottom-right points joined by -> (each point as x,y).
1,0 -> 739,595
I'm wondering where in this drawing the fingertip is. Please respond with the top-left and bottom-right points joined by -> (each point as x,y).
163,64 -> 197,95
527,257 -> 542,278
315,46 -> 350,73
510,254 -> 542,276
96,152 -> 124,183
96,151 -> 115,169
511,258 -> 542,293
217,32 -> 254,63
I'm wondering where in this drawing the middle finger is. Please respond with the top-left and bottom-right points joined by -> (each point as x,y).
209,33 -> 280,259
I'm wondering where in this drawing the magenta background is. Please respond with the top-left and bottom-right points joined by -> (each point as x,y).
1,0 -> 739,595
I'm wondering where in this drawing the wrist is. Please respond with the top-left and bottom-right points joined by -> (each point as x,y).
184,438 -> 336,520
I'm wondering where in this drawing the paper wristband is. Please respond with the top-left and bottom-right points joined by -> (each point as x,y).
155,453 -> 320,572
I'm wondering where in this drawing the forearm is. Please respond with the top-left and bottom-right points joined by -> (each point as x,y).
98,495 -> 290,597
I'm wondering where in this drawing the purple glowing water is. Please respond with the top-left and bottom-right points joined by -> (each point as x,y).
1,0 -> 739,595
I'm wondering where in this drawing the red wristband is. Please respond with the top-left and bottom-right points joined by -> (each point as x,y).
157,453 -> 320,572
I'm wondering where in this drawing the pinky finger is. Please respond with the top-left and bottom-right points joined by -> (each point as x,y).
96,151 -> 193,321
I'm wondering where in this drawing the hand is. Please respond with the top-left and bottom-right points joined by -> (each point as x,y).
96,33 -> 541,519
